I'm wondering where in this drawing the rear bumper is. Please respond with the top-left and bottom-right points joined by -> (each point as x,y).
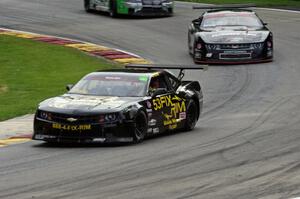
125,3 -> 173,16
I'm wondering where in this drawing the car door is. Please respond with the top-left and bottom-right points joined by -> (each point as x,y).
149,73 -> 185,133
165,72 -> 187,129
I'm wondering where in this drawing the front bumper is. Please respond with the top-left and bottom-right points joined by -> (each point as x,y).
194,43 -> 273,65
194,58 -> 273,65
33,118 -> 135,143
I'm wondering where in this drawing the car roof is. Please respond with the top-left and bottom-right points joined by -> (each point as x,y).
91,68 -> 167,78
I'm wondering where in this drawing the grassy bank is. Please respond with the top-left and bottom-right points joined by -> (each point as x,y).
180,0 -> 300,8
0,35 -> 118,121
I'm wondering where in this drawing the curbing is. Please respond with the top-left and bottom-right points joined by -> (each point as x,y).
0,27 -> 151,147
0,28 -> 151,65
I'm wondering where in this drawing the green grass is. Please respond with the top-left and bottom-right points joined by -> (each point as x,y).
0,35 -> 119,121
181,0 -> 300,8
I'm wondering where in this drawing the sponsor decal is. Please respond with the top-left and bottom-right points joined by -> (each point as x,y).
66,117 -> 78,122
139,76 -> 148,82
152,72 -> 160,77
179,112 -> 186,120
163,118 -> 178,126
152,95 -> 185,111
147,101 -> 152,109
52,123 -> 91,131
168,124 -> 177,130
206,53 -> 213,58
153,128 -> 159,134
148,119 -> 157,126
152,95 -> 186,126
34,135 -> 56,139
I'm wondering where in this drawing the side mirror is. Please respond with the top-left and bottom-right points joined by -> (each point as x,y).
263,22 -> 268,26
66,84 -> 73,91
151,88 -> 168,97
192,19 -> 201,26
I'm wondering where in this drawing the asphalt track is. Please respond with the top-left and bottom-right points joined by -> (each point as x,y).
0,0 -> 300,198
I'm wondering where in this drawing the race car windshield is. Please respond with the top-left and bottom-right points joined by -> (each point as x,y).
69,74 -> 148,97
201,13 -> 263,28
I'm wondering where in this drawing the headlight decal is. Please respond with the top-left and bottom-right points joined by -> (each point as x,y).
39,111 -> 52,121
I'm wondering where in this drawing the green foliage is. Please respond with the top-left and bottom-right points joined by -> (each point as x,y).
0,35 -> 118,121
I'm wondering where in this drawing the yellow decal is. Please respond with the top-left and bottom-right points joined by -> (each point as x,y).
52,123 -> 91,131
152,72 -> 160,77
169,124 -> 177,130
170,100 -> 186,118
153,95 -> 186,126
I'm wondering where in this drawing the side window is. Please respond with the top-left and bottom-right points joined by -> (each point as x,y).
166,74 -> 179,90
149,75 -> 170,92
193,17 -> 202,30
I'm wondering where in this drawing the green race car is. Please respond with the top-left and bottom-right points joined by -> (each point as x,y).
84,0 -> 174,17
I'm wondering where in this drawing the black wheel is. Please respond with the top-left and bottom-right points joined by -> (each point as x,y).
193,45 -> 202,64
84,0 -> 92,12
192,47 -> 197,63
184,99 -> 198,131
109,0 -> 118,17
168,8 -> 173,16
188,32 -> 193,56
132,111 -> 148,143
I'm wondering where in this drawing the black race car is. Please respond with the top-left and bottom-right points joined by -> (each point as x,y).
32,64 -> 206,144
188,4 -> 273,64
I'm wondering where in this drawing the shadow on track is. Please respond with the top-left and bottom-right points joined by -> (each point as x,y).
31,127 -> 202,148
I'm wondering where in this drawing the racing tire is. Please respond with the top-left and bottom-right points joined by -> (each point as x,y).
84,0 -> 92,12
109,0 -> 118,18
188,32 -> 193,56
184,99 -> 198,131
168,8 -> 173,16
193,47 -> 201,64
132,111 -> 148,143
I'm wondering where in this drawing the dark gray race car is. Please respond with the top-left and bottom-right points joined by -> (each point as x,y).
32,64 -> 206,144
188,4 -> 273,64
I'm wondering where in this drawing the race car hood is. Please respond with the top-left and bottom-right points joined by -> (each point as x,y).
197,30 -> 270,44
39,94 -> 142,114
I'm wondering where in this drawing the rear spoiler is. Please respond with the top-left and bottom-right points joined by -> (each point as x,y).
125,64 -> 208,71
125,64 -> 207,81
193,4 -> 256,10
